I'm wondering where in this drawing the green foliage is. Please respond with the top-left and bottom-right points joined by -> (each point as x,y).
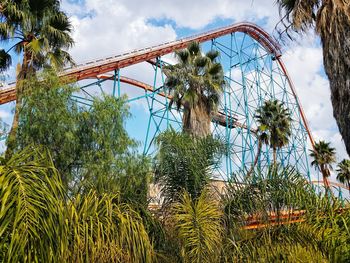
2,142 -> 350,262
336,159 -> 350,191
222,165 -> 350,262
173,190 -> 223,263
0,146 -> 66,262
16,73 -> 80,186
155,129 -> 223,204
307,206 -> 350,263
66,191 -> 155,263
0,50 -> 11,73
163,41 -> 226,137
0,147 -> 155,263
222,225 -> 325,262
225,166 -> 316,227
0,0 -> 74,73
255,99 -> 292,164
15,72 -> 150,204
222,166 -> 325,262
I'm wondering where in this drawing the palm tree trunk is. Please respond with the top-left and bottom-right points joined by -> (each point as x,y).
5,51 -> 30,159
272,148 -> 277,166
320,165 -> 333,198
5,91 -> 21,159
320,13 -> 350,155
183,101 -> 211,138
323,175 -> 334,200
247,138 -> 262,178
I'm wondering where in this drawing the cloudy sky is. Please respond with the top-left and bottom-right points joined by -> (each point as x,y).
59,0 -> 347,157
0,0 -> 348,182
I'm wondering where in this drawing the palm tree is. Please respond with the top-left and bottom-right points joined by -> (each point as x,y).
163,41 -> 226,138
309,140 -> 336,193
247,126 -> 269,177
276,1 -> 350,156
336,159 -> 350,194
173,190 -> 223,262
0,0 -> 74,158
252,99 -> 292,168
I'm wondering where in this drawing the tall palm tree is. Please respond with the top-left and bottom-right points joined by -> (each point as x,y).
0,0 -> 74,158
309,140 -> 336,193
252,99 -> 292,168
336,159 -> 350,194
163,41 -> 226,138
276,0 -> 350,156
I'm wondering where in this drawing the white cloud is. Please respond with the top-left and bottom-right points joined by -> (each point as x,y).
0,110 -> 10,119
60,0 -> 348,174
62,0 -> 280,64
282,38 -> 348,161
63,0 -> 177,62
105,0 -> 279,30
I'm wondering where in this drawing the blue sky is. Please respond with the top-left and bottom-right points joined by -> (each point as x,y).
0,0 -> 348,180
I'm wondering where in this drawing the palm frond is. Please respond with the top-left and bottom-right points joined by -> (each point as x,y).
0,146 -> 66,262
336,159 -> 350,191
187,41 -> 200,56
194,56 -> 208,69
208,62 -> 223,76
173,190 -> 223,262
205,50 -> 219,62
175,49 -> 189,64
67,191 -> 155,262
0,49 -> 12,72
155,129 -> 223,204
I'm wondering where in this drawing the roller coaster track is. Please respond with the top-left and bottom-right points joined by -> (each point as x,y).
0,22 -> 310,139
244,181 -> 349,229
93,74 -> 251,131
1,22 -> 347,228
244,180 -> 349,229
61,22 -> 282,80
0,22 -> 283,130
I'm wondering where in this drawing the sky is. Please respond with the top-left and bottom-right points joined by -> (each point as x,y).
0,0 -> 348,181
61,0 -> 348,157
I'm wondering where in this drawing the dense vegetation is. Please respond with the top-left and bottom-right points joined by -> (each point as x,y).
0,0 -> 74,158
0,71 -> 349,262
1,1 -> 350,261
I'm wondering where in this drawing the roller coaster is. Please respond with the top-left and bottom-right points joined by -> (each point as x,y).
0,22 -> 349,200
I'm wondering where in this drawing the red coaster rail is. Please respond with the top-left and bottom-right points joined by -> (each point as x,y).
0,22 -> 312,148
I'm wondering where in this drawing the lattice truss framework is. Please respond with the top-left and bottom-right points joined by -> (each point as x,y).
74,32 -> 312,182
1,24 -> 348,199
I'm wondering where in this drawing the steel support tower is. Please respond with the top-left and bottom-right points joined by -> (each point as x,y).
1,23 -> 348,198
